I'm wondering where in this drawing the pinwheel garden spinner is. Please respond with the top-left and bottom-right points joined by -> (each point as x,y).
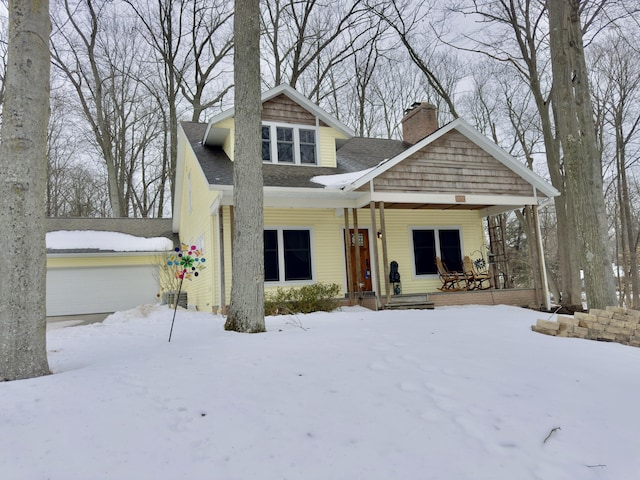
167,244 -> 206,342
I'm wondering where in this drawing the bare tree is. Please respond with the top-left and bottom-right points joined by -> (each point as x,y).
123,0 -> 234,214
179,0 -> 234,121
0,0 -> 51,381
225,0 -> 266,333
260,0 -> 377,102
51,0 -> 170,218
46,86 -> 109,217
51,0 -> 123,216
366,0 -> 461,118
548,0 -> 617,309
449,0 -> 585,306
590,34 -> 640,308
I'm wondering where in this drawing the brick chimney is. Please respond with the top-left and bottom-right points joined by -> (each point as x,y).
401,102 -> 438,144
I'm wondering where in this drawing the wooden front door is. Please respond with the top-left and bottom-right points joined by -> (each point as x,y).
346,229 -> 372,292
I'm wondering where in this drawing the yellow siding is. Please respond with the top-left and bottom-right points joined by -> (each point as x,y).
318,127 -> 348,168
176,127 -> 221,312
182,200 -> 485,310
264,209 -> 344,291
212,207 -> 486,303
374,209 -> 485,294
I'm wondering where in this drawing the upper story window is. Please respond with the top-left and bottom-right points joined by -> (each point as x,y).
261,122 -> 318,165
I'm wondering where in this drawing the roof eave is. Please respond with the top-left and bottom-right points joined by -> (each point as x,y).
202,84 -> 355,145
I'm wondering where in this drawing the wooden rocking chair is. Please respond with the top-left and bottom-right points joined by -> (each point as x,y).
435,256 -> 464,291
463,256 -> 492,290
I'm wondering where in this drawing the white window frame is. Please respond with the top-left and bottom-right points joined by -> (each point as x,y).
409,226 -> 464,278
264,226 -> 316,285
262,121 -> 319,166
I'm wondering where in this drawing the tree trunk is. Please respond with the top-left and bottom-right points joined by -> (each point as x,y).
532,79 -> 582,306
617,137 -> 639,308
225,0 -> 265,333
0,0 -> 51,381
548,0 -> 617,309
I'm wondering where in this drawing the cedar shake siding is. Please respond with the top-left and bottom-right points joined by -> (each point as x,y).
262,94 -> 328,127
363,130 -> 535,197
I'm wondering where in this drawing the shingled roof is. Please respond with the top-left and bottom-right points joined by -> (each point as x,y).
46,217 -> 178,254
46,217 -> 175,238
336,137 -> 411,171
181,121 -> 409,189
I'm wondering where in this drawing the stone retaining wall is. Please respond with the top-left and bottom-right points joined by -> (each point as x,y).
532,306 -> 640,347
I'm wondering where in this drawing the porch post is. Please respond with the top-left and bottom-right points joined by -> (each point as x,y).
343,208 -> 355,305
379,201 -> 391,303
352,208 -> 363,302
533,204 -> 551,310
218,206 -> 226,314
370,201 -> 381,310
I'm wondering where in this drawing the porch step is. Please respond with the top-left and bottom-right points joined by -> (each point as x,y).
384,294 -> 435,310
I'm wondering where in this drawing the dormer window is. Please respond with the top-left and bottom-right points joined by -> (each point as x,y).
261,122 -> 317,165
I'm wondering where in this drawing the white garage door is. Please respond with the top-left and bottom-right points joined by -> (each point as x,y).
46,265 -> 159,316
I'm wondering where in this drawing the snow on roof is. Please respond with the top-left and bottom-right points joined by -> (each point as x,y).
310,166 -> 376,189
46,230 -> 174,252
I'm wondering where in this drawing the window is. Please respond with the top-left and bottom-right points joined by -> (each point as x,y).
413,230 -> 436,275
276,127 -> 294,163
299,129 -> 317,164
261,126 -> 271,162
264,229 -> 313,282
261,123 -> 318,165
412,228 -> 462,276
264,230 -> 279,282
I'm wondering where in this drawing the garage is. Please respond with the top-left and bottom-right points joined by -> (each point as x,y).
46,264 -> 160,316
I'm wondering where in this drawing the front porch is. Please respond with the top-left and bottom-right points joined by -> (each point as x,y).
344,288 -> 539,311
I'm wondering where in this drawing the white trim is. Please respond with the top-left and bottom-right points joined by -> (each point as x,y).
369,191 -> 542,206
213,186 -> 540,211
209,195 -> 221,215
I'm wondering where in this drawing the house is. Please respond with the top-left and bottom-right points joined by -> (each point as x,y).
46,217 -> 177,316
173,84 -> 559,313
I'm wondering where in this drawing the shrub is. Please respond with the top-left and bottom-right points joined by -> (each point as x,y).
264,282 -> 341,316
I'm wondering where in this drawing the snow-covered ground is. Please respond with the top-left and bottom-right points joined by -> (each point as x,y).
2,304 -> 639,480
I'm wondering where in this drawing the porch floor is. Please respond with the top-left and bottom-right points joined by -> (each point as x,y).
341,288 -> 539,311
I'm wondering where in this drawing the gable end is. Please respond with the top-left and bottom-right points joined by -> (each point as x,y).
367,130 -> 535,196
262,93 -> 328,126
